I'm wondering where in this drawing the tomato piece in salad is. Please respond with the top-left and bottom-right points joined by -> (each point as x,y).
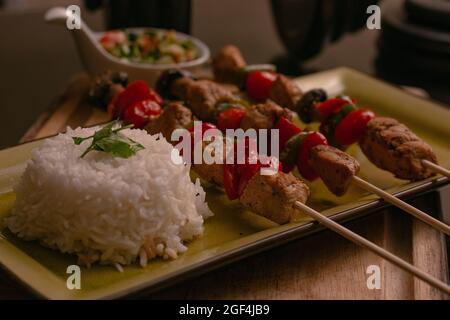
100,31 -> 127,51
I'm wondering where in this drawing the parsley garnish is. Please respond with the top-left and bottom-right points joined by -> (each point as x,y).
72,121 -> 145,158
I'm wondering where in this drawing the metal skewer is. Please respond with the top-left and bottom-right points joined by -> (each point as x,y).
351,176 -> 450,236
422,160 -> 450,179
294,201 -> 450,296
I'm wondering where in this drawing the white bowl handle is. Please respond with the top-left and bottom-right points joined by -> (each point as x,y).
44,6 -> 106,75
44,6 -> 95,36
45,7 -> 70,25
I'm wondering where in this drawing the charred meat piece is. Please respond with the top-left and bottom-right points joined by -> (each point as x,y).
192,139 -> 229,186
240,102 -> 294,130
146,109 -> 311,224
194,137 -> 310,224
146,102 -> 192,143
192,160 -> 224,186
156,69 -> 197,99
88,70 -> 128,109
310,145 -> 360,196
171,77 -> 195,100
212,45 -> 246,83
183,80 -> 236,122
240,172 -> 310,224
268,75 -> 303,110
359,117 -> 437,180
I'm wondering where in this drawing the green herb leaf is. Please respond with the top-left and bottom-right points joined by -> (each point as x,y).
94,134 -> 144,158
72,137 -> 85,145
72,121 -> 145,158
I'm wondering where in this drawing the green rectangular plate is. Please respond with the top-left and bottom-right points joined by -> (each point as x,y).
0,68 -> 449,299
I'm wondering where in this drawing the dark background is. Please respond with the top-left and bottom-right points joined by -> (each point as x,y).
0,0 -> 449,299
0,0 -> 379,149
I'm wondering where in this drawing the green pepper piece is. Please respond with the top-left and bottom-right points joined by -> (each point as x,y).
321,104 -> 357,147
280,132 -> 309,169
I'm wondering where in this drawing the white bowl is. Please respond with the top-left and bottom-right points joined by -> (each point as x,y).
45,7 -> 210,85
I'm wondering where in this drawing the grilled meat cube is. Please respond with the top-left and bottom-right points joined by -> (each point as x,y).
359,117 -> 437,180
213,45 -> 246,83
184,79 -> 235,122
88,71 -> 128,109
157,69 -> 197,99
192,160 -> 224,186
192,138 -> 228,186
268,75 -> 303,110
171,77 -> 195,100
240,171 -> 310,224
142,99 -> 312,225
310,145 -> 360,196
146,102 -> 192,143
218,83 -> 241,94
240,102 -> 294,130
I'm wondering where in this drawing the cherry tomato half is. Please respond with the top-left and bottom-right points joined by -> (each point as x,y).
113,80 -> 158,118
334,109 -> 375,146
99,31 -> 126,50
274,116 -> 302,150
217,108 -> 246,131
315,98 -> 351,121
245,71 -> 277,101
297,132 -> 328,181
123,99 -> 162,128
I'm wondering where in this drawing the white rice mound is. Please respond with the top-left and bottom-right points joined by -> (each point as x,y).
5,126 -> 212,269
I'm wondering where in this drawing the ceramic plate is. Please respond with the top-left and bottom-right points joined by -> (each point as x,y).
0,68 -> 448,299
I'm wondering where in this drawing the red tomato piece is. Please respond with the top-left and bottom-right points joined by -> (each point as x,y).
113,80 -> 152,118
100,31 -> 126,50
297,132 -> 328,181
223,163 -> 239,200
274,116 -> 302,150
188,122 -> 218,153
315,98 -> 350,120
148,88 -> 163,105
245,71 -> 277,101
217,108 -> 246,131
237,162 -> 261,196
123,99 -> 162,128
334,109 -> 375,146
234,137 -> 258,165
107,94 -> 118,118
188,122 -> 217,139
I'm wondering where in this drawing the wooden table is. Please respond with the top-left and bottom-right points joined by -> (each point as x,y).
1,74 -> 448,300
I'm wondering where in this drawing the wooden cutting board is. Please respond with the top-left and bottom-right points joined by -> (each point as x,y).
1,74 -> 448,300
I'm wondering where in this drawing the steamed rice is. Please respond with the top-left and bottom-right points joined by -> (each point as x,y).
5,126 -> 212,269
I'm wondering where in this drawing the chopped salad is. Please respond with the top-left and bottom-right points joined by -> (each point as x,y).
99,29 -> 199,64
